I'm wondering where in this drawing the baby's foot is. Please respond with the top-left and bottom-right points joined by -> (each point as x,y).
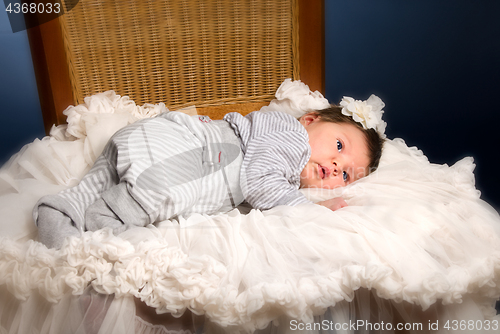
37,204 -> 80,249
85,198 -> 126,235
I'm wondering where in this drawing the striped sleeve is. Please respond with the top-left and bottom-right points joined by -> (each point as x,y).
225,111 -> 312,210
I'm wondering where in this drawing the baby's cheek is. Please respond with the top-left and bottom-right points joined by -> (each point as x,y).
299,165 -> 315,188
299,169 -> 309,188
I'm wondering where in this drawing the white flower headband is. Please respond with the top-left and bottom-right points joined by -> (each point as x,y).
339,95 -> 387,138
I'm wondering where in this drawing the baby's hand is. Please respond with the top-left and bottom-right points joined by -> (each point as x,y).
317,197 -> 348,211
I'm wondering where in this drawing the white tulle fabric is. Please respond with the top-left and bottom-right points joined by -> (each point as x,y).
1,80 -> 500,333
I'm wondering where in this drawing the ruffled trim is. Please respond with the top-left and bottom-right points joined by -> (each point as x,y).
2,199 -> 500,332
63,90 -> 167,140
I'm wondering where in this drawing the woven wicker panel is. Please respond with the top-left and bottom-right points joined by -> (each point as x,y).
60,0 -> 299,109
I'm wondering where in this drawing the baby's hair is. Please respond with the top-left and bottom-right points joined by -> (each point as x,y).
311,105 -> 384,173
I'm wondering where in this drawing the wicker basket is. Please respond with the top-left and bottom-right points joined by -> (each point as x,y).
27,0 -> 323,130
60,0 -> 299,112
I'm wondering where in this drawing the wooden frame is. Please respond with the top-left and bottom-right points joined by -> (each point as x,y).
27,0 -> 325,134
27,17 -> 73,134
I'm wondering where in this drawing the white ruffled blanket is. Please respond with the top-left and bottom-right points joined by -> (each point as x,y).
1,80 -> 500,332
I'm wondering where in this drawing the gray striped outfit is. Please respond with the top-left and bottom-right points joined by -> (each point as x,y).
34,111 -> 311,248
223,111 -> 311,209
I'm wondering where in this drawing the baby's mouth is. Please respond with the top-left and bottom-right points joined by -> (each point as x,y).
318,164 -> 329,179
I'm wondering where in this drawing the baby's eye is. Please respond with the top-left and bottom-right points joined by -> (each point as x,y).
343,171 -> 348,182
337,140 -> 343,152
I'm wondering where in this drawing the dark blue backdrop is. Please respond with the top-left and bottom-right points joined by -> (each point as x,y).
0,8 -> 44,166
1,1 -> 499,210
324,0 -> 500,210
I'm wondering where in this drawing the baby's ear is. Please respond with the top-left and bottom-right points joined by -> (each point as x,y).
299,112 -> 320,126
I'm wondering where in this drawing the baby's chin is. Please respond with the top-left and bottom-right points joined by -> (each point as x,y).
299,182 -> 346,190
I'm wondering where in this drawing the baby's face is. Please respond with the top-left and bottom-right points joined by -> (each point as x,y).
299,113 -> 370,189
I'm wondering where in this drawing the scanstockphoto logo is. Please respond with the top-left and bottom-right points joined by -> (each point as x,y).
3,0 -> 79,33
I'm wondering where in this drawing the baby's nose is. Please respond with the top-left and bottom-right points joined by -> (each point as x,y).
333,161 -> 340,172
329,162 -> 339,176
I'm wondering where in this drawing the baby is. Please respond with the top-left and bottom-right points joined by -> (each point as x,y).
34,96 -> 385,249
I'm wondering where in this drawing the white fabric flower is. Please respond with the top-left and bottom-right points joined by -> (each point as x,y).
259,79 -> 330,118
340,94 -> 387,137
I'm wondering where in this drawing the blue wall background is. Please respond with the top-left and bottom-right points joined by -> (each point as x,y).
1,1 -> 499,210
0,8 -> 44,165
324,0 -> 500,210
